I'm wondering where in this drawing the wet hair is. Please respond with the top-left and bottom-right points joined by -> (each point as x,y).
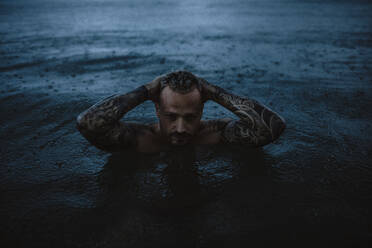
160,70 -> 201,94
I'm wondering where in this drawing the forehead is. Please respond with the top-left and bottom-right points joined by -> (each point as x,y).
159,86 -> 202,113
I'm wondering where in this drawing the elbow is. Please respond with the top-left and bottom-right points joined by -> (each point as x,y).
271,116 -> 286,142
76,112 -> 100,146
76,112 -> 86,132
76,111 -> 93,135
76,111 -> 110,146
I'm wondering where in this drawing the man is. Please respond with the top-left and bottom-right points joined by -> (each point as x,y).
76,71 -> 286,153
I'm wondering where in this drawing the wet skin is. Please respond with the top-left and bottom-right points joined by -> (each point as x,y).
76,72 -> 286,153
155,86 -> 204,146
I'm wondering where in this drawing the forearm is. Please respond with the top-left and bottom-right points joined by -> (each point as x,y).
203,80 -> 286,145
76,85 -> 148,134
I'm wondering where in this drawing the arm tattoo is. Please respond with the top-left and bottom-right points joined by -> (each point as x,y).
208,84 -> 286,146
199,119 -> 231,134
76,86 -> 148,151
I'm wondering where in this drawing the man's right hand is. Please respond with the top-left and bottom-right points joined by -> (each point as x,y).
145,75 -> 164,103
198,77 -> 218,103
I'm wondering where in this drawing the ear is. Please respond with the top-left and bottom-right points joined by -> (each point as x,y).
155,102 -> 160,118
199,102 -> 204,117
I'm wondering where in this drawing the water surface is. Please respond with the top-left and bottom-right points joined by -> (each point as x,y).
1,0 -> 372,247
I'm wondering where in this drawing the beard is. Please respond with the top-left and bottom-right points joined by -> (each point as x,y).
169,132 -> 192,146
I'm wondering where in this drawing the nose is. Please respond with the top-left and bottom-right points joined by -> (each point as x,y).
175,118 -> 186,133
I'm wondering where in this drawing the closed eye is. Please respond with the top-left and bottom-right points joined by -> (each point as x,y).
184,114 -> 197,122
165,113 -> 177,120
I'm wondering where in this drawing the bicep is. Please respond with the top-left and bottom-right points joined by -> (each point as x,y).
197,119 -> 231,145
198,118 -> 267,146
77,122 -> 144,152
221,119 -> 272,146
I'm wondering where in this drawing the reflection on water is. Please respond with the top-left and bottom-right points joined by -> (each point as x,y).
77,145 -> 272,247
97,145 -> 268,213
17,145 -> 271,247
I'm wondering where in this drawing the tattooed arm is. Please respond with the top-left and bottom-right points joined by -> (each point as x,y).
76,77 -> 162,152
199,78 -> 286,146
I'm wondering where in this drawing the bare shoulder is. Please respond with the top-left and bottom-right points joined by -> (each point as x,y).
195,118 -> 232,145
135,123 -> 167,153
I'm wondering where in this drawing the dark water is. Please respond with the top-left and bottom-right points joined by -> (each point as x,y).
1,0 -> 372,247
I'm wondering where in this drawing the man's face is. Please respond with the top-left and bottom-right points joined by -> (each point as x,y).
156,86 -> 203,146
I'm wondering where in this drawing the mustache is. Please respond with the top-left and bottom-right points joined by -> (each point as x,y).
170,132 -> 192,139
